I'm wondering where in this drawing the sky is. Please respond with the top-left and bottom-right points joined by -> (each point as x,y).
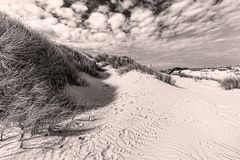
1,0 -> 240,69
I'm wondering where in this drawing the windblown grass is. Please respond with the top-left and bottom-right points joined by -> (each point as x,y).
173,72 -> 221,82
95,54 -> 175,85
221,77 -> 240,90
58,44 -> 102,77
170,68 -> 240,90
0,12 -> 101,139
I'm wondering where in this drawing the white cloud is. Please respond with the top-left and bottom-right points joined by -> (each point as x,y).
128,7 -> 157,39
51,23 -> 73,39
182,2 -> 205,18
108,13 -> 126,30
23,2 -> 43,15
97,5 -> 109,14
111,0 -> 117,4
53,7 -> 75,19
140,25 -> 156,35
169,0 -> 192,14
61,18 -> 77,28
138,16 -> 155,28
87,12 -> 108,30
27,19 -> 44,28
121,0 -> 134,10
37,0 -> 63,10
130,8 -> 153,22
42,17 -> 58,25
130,27 -> 141,35
115,30 -> 127,40
71,2 -> 88,13
92,32 -> 111,41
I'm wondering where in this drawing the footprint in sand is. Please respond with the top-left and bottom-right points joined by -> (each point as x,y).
101,143 -> 117,160
139,114 -> 148,119
184,117 -> 196,122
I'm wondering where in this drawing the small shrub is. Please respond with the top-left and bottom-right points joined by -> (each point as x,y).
221,77 -> 240,90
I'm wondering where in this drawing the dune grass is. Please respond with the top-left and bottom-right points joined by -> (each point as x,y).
221,77 -> 240,90
0,12 -> 101,139
58,44 -> 102,77
173,72 -> 221,82
95,54 -> 175,85
170,68 -> 240,90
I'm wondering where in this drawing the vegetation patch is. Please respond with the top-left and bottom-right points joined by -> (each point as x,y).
95,54 -> 175,85
221,77 -> 240,90
173,72 -> 221,82
0,13 -> 102,140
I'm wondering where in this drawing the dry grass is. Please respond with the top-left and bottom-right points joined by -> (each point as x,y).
221,77 -> 240,90
0,13 -> 101,139
57,44 -> 102,77
173,72 -> 221,82
95,54 -> 175,85
171,69 -> 240,90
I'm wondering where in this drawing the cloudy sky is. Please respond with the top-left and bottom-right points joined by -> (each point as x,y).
1,0 -> 240,68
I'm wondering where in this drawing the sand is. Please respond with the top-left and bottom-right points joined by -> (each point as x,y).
0,67 -> 240,160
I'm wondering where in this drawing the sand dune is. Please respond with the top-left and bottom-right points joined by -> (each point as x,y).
0,67 -> 240,160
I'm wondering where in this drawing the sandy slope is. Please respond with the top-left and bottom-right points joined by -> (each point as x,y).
1,67 -> 240,160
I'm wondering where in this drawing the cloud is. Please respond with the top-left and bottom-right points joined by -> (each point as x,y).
92,32 -> 112,42
169,0 -> 192,14
138,15 -> 155,27
53,7 -> 75,19
42,17 -> 58,25
37,0 -> 63,10
71,2 -> 88,13
114,30 -> 127,40
96,5 -> 109,14
23,2 -> 44,16
86,12 -> 108,30
1,0 -> 240,68
130,8 -> 153,22
0,0 -> 226,43
108,13 -> 126,30
121,0 -> 134,10
181,2 -> 206,18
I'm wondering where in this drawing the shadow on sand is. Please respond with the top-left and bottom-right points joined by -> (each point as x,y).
64,71 -> 116,110
46,69 -> 117,137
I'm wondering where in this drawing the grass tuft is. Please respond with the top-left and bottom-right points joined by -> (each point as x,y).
221,77 -> 240,90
